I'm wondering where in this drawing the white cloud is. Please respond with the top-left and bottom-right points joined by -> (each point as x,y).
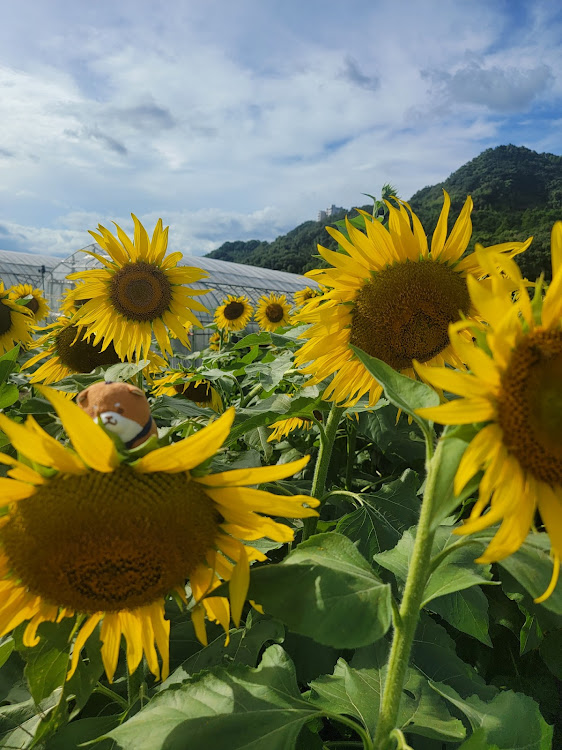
0,0 -> 560,259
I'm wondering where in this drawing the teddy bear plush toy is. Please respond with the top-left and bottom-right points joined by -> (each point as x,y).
76,381 -> 158,448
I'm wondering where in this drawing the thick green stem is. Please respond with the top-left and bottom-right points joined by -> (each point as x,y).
239,383 -> 263,407
302,403 -> 344,541
345,421 -> 357,491
372,437 -> 443,750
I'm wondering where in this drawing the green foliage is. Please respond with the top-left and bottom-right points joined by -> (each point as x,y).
207,145 -> 562,281
409,144 -> 562,281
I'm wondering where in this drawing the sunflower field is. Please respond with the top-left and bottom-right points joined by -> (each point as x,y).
0,195 -> 560,750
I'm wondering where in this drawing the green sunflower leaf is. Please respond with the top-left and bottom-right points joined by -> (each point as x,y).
336,470 -> 421,560
428,424 -> 481,530
349,345 -> 439,424
309,659 -> 465,742
430,682 -> 554,750
428,586 -> 492,646
104,645 -> 326,750
374,526 -> 494,607
247,533 -> 392,648
496,534 -> 562,615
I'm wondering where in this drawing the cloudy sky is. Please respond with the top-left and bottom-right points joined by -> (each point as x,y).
1,0 -> 561,258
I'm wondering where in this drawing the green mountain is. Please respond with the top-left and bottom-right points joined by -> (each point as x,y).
206,145 -> 562,280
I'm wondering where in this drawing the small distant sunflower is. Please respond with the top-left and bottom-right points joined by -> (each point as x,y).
153,371 -> 223,412
416,223 -> 562,602
0,388 -> 318,682
0,281 -> 33,354
267,416 -> 314,442
214,295 -> 253,332
294,286 -> 322,308
209,331 -> 225,351
255,293 -> 292,332
23,317 -> 121,385
294,191 -> 532,406
68,214 -> 209,362
59,284 -> 90,317
8,284 -> 49,322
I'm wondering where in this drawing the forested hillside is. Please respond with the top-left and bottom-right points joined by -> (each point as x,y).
207,145 -> 562,280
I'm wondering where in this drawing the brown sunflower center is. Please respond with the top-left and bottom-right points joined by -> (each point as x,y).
0,465 -> 221,612
174,380 -> 212,403
109,262 -> 173,321
350,260 -> 471,370
24,297 -> 40,314
55,325 -> 121,373
0,300 -> 12,336
266,303 -> 285,323
223,301 -> 245,320
496,328 -> 562,485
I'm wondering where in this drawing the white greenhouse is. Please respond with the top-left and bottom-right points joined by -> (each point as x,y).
0,245 -> 315,350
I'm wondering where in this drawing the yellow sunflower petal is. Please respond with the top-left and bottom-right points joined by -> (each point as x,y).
100,613 -> 122,683
416,398 -> 496,424
551,221 -> 562,277
430,190 -> 451,258
454,423 -> 502,495
134,408 -> 235,473
68,613 -> 103,679
36,386 -> 119,473
196,455 -> 310,487
534,556 -> 561,604
0,414 -> 85,475
414,361 -> 495,398
206,487 -> 319,517
229,546 -> 249,627
191,604 -> 208,646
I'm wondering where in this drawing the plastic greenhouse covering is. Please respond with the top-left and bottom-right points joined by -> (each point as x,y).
0,245 -> 315,350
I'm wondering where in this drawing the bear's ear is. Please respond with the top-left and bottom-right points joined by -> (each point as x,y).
76,387 -> 90,405
125,384 -> 145,397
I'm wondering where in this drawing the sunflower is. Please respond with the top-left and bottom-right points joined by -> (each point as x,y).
0,281 -> 34,354
67,214 -> 209,362
214,295 -> 253,332
416,223 -> 562,602
294,191 -> 532,407
0,387 -> 318,682
267,416 -> 314,442
23,317 -> 121,385
59,284 -> 90,317
152,370 -> 223,412
8,284 -> 49,322
294,286 -> 322,308
255,293 -> 292,332
23,317 -> 166,388
209,331 -> 225,351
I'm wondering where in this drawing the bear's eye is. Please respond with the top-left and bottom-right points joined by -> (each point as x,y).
116,407 -> 124,415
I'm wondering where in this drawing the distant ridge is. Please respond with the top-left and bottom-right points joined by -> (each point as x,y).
207,145 -> 562,279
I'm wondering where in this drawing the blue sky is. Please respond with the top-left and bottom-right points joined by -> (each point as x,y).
0,0 -> 561,258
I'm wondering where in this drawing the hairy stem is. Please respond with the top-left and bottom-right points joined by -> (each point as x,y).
372,437 -> 442,749
302,403 -> 344,541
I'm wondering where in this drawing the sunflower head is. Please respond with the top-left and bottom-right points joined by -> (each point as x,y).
267,416 -> 314,442
415,223 -> 562,602
294,192 -> 532,407
67,214 -> 210,362
152,370 -> 223,411
22,317 -> 121,386
214,295 -> 253,332
209,331 -> 226,351
0,388 -> 318,682
0,281 -> 34,354
294,286 -> 322,308
8,284 -> 49,322
255,293 -> 292,332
